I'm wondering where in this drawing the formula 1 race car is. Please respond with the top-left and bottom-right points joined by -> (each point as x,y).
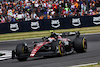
12,31 -> 87,61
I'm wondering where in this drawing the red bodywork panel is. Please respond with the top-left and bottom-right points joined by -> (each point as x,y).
30,36 -> 70,57
30,42 -> 51,57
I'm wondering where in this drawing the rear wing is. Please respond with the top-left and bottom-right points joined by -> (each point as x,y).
56,31 -> 80,37
42,31 -> 80,40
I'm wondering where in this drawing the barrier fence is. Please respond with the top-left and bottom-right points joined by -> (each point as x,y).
0,15 -> 100,34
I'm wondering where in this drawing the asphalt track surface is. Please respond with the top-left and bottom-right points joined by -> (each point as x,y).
0,34 -> 100,67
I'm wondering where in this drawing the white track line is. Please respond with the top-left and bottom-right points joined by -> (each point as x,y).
0,50 -> 12,60
81,33 -> 100,35
70,63 -> 98,67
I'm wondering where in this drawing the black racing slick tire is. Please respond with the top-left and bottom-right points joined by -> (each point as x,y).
51,40 -> 65,56
16,43 -> 28,61
74,37 -> 87,53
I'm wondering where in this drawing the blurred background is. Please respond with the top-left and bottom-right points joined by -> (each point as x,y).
0,0 -> 100,23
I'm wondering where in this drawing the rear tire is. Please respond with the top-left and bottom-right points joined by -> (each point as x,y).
51,40 -> 65,56
16,43 -> 28,61
74,37 -> 87,53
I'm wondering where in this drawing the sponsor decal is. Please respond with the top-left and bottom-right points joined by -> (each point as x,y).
30,42 -> 50,57
51,20 -> 60,28
30,42 -> 44,57
64,41 -> 69,46
10,23 -> 19,31
31,21 -> 40,29
93,16 -> 100,25
72,18 -> 81,26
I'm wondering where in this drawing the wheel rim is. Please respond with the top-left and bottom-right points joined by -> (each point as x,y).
84,40 -> 87,49
22,46 -> 25,53
59,43 -> 65,55
83,38 -> 87,51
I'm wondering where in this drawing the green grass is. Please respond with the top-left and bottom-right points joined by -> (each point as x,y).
0,26 -> 100,41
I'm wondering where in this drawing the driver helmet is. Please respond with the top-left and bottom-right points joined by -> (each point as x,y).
50,32 -> 56,37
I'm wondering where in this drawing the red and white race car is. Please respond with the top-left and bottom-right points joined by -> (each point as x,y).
12,31 -> 87,61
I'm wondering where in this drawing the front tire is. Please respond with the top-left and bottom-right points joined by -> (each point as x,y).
74,37 -> 87,53
16,43 -> 28,61
51,40 -> 65,56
